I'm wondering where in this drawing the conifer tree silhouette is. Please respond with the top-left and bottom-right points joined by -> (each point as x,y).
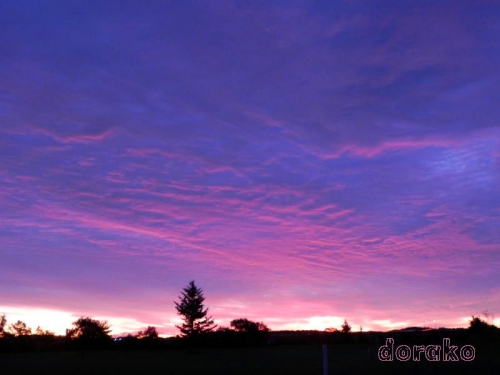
174,280 -> 216,338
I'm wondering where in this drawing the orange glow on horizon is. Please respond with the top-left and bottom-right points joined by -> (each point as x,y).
0,305 -> 478,337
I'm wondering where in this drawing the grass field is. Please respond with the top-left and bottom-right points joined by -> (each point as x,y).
1,344 -> 498,375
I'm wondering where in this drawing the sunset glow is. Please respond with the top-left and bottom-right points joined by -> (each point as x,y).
1,1 -> 499,337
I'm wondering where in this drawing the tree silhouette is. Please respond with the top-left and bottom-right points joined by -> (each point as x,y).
174,280 -> 216,338
8,320 -> 32,336
230,318 -> 269,333
0,314 -> 6,337
137,326 -> 158,339
229,318 -> 270,347
35,326 -> 55,336
341,319 -> 351,333
469,315 -> 494,332
66,317 -> 111,348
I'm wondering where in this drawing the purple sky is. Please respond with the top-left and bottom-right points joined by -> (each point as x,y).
1,1 -> 499,336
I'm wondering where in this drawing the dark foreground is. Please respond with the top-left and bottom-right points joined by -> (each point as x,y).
1,344 -> 498,375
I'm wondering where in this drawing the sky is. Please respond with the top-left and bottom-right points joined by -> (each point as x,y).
1,1 -> 499,337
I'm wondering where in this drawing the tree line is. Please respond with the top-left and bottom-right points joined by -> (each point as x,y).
0,280 -> 271,350
0,281 -> 358,342
2,280 -> 496,351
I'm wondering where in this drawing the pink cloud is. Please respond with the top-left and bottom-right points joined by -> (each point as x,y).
27,126 -> 115,144
309,137 -> 464,159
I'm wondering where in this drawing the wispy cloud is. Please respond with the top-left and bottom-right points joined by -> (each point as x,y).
0,0 -> 498,334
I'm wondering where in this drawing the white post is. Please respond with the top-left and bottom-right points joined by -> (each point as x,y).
322,344 -> 328,375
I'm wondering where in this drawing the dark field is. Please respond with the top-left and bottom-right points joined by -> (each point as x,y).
2,344 -> 498,375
